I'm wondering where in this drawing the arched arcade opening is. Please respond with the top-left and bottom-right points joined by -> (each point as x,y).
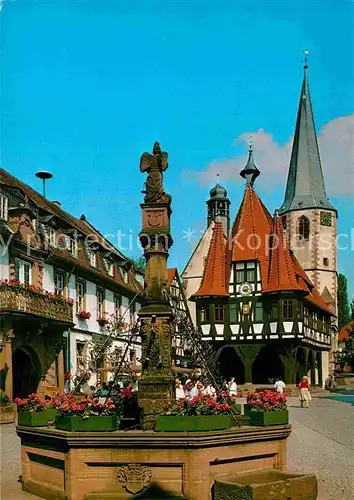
12,346 -> 42,399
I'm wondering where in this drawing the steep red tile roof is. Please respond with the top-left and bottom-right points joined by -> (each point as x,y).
338,321 -> 354,342
229,185 -> 273,285
168,268 -> 177,285
192,222 -> 229,298
265,214 -> 309,293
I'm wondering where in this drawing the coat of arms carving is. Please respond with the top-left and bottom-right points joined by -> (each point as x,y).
117,464 -> 152,494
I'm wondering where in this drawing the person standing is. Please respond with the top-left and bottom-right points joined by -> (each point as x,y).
204,381 -> 216,398
298,376 -> 311,408
228,377 -> 237,396
185,379 -> 198,401
175,379 -> 185,400
274,378 -> 286,394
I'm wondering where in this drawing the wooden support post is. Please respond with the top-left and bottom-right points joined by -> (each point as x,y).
234,344 -> 264,384
279,346 -> 298,384
57,350 -> 65,395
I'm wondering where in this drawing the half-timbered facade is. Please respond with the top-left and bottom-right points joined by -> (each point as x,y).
191,153 -> 333,385
184,63 -> 337,387
0,169 -> 144,399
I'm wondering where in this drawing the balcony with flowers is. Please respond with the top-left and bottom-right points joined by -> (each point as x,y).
0,280 -> 74,326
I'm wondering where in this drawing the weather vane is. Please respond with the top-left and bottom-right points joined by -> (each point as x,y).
216,173 -> 220,184
249,136 -> 253,152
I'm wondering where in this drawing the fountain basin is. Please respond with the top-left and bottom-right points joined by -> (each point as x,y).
17,424 -> 291,500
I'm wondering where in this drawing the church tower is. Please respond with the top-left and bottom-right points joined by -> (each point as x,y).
206,177 -> 230,236
279,57 -> 337,316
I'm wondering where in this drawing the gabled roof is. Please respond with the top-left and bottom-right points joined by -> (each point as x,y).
0,168 -> 142,295
279,66 -> 335,213
265,214 -> 309,293
0,168 -> 128,262
229,185 -> 273,285
192,222 -> 228,299
168,268 -> 177,285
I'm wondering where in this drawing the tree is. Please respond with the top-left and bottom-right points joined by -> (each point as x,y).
131,255 -> 146,271
335,323 -> 354,371
337,274 -> 351,329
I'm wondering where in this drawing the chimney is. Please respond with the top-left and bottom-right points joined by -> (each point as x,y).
52,201 -> 61,207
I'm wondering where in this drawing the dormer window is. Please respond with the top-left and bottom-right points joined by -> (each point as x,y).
70,239 -> 78,258
0,195 -> 8,221
235,261 -> 256,284
48,227 -> 57,247
120,268 -> 128,284
86,246 -> 96,267
104,259 -> 114,276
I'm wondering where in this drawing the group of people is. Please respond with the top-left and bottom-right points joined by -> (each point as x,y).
175,376 -> 240,401
175,378 -> 217,400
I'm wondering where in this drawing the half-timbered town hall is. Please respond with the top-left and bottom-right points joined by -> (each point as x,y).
183,64 -> 337,386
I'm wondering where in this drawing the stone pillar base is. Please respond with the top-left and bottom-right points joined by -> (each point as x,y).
17,424 -> 292,500
138,374 -> 174,430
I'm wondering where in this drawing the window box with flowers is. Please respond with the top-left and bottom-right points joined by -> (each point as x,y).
15,394 -> 57,427
246,391 -> 289,426
77,310 -> 91,320
0,391 -> 17,424
97,316 -> 108,327
155,395 -> 232,432
55,397 -> 118,431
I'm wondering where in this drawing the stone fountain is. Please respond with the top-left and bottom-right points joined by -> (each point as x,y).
16,143 -> 302,500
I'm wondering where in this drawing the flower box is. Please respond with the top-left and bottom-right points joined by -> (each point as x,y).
18,409 -> 57,427
155,415 -> 231,432
56,414 -> 118,432
249,410 -> 289,426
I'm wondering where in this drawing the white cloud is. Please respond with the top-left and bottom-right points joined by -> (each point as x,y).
185,114 -> 354,196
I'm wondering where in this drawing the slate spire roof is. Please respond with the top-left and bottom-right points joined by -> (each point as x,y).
240,142 -> 260,186
192,221 -> 228,298
280,63 -> 335,213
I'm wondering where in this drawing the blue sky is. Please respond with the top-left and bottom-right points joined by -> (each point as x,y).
1,0 -> 353,298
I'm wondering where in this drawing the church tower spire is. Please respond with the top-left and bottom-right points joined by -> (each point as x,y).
280,54 -> 338,352
280,54 -> 335,213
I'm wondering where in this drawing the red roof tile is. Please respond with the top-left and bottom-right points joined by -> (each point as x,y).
229,185 -> 273,285
192,222 -> 229,298
265,215 -> 309,293
338,321 -> 354,342
168,268 -> 177,285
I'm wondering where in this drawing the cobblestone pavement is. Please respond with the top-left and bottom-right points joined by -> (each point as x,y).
1,396 -> 353,499
287,396 -> 354,500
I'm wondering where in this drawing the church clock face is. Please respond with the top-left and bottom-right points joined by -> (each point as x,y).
320,211 -> 332,227
238,282 -> 252,296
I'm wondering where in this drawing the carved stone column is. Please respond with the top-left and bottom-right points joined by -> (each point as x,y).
0,329 -> 15,399
57,350 -> 65,394
137,142 -> 174,430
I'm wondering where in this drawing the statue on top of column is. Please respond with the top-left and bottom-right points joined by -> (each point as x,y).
140,142 -> 171,204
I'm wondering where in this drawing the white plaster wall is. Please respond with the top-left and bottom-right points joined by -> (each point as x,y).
181,222 -> 215,324
0,244 -> 9,280
66,273 -> 142,388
